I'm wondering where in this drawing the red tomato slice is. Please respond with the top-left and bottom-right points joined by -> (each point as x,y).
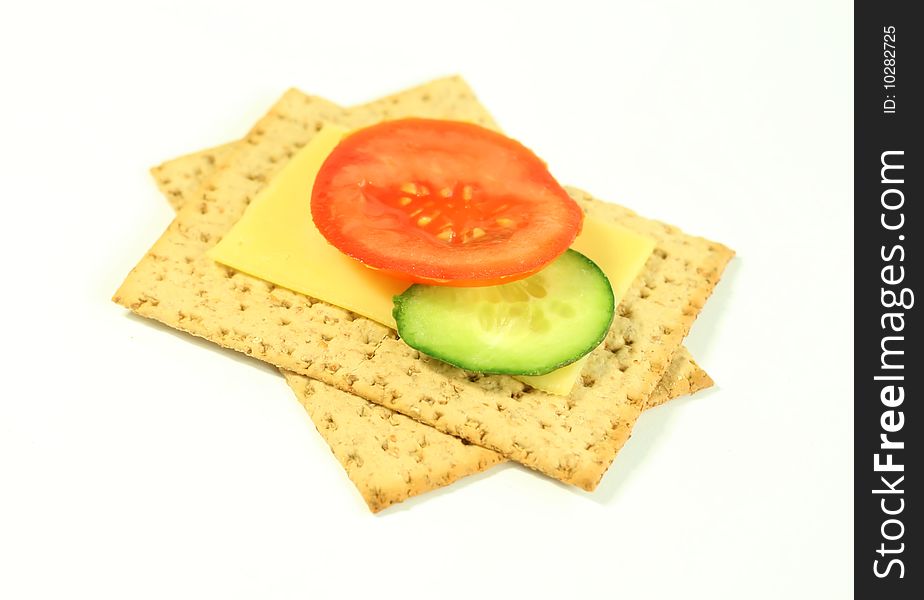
311,118 -> 583,286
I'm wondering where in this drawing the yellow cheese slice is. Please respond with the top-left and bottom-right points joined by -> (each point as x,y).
210,125 -> 655,395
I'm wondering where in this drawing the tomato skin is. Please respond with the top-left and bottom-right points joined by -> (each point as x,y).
311,118 -> 584,286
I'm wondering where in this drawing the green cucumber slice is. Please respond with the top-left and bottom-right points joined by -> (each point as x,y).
392,249 -> 615,375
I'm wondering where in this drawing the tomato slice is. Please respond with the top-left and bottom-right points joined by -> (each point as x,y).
311,119 -> 583,286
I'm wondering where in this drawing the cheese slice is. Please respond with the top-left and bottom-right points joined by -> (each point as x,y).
210,125 -> 654,395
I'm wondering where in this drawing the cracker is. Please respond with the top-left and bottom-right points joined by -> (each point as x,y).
156,135 -> 712,512
152,142 -> 237,211
115,76 -> 733,490
647,347 -> 712,408
284,371 -> 503,511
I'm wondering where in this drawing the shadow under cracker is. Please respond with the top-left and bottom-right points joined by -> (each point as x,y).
586,385 -> 722,505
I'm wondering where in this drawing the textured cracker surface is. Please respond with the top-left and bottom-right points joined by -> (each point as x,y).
117,76 -> 733,490
156,132 -> 712,512
647,347 -> 712,408
284,371 -> 503,512
152,142 -> 237,211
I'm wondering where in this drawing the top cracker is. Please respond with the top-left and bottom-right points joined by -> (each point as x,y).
115,76 -> 733,489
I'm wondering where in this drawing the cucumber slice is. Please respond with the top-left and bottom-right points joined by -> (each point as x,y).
392,249 -> 614,375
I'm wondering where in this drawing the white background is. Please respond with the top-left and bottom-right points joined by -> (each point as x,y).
1,1 -> 852,598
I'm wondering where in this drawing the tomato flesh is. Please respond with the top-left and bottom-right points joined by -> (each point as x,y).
311,119 -> 583,286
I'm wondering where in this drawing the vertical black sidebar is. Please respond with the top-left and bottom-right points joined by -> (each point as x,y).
855,0 -> 920,596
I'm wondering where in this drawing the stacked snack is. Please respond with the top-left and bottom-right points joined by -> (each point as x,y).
117,77 -> 732,512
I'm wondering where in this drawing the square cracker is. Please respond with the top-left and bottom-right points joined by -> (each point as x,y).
155,137 -> 713,511
116,76 -> 733,490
